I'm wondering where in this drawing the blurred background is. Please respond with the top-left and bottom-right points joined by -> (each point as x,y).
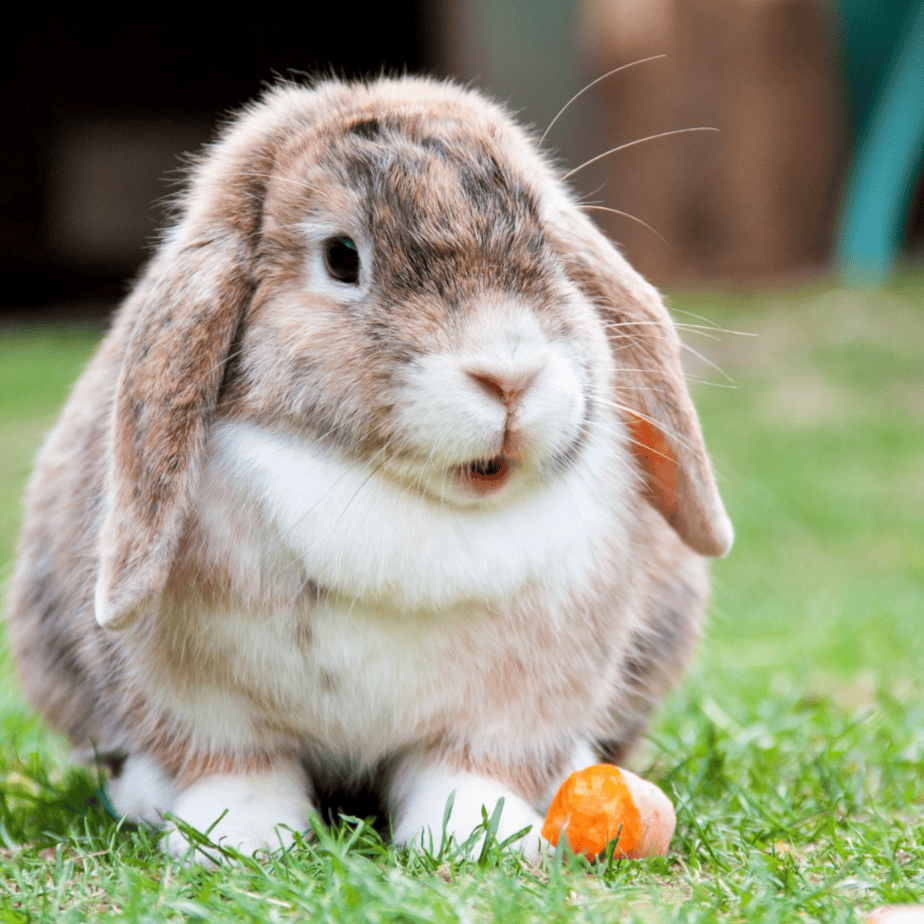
2,1 -> 923,320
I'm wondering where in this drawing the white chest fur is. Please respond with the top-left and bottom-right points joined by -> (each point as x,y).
142,418 -> 632,764
200,419 -> 627,611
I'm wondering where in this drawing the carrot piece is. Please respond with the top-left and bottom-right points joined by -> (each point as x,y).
542,764 -> 675,860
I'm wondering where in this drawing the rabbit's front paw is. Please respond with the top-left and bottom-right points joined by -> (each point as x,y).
166,764 -> 314,863
391,761 -> 546,862
107,752 -> 178,825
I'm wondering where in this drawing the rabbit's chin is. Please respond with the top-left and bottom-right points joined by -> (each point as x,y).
195,414 -> 631,613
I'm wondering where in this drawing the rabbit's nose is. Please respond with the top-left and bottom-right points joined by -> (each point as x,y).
466,366 -> 540,409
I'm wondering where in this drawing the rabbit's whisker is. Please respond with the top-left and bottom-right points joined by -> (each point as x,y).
598,322 -> 736,380
591,393 -> 701,461
561,127 -> 720,182
675,322 -> 755,338
579,204 -> 670,249
600,318 -> 735,337
677,342 -> 736,384
540,55 -> 667,146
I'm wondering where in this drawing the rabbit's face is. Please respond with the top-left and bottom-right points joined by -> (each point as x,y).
221,108 -> 615,507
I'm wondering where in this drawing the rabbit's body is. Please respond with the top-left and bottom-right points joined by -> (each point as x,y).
8,76 -> 729,859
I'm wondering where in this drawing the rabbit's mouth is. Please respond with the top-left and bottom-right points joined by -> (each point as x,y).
458,455 -> 512,495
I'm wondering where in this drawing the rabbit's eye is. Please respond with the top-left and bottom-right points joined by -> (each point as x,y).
324,236 -> 360,284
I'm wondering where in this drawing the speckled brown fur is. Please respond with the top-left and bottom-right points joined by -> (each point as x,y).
7,76 -> 731,847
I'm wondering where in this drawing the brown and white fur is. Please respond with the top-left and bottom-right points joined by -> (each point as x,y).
7,76 -> 732,860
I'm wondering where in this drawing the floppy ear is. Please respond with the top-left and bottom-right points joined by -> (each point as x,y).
548,208 -> 733,557
93,231 -> 255,630
90,97 -> 290,629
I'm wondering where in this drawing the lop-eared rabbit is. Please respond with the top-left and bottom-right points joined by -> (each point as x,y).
8,76 -> 731,860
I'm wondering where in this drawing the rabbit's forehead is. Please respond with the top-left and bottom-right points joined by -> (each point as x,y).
342,122 -> 545,259
277,109 -> 543,232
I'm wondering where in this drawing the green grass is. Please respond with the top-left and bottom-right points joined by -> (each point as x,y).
1,276 -> 922,923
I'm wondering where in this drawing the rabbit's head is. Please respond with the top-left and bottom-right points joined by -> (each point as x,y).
94,76 -> 731,630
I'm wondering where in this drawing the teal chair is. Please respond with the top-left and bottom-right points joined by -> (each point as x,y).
835,0 -> 924,280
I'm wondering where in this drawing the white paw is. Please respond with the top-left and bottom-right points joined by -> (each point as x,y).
165,764 -> 314,862
107,753 -> 178,824
390,762 -> 546,861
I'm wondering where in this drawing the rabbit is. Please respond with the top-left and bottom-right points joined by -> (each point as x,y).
7,75 -> 732,862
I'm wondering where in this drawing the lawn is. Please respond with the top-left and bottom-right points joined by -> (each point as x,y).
0,276 -> 921,923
